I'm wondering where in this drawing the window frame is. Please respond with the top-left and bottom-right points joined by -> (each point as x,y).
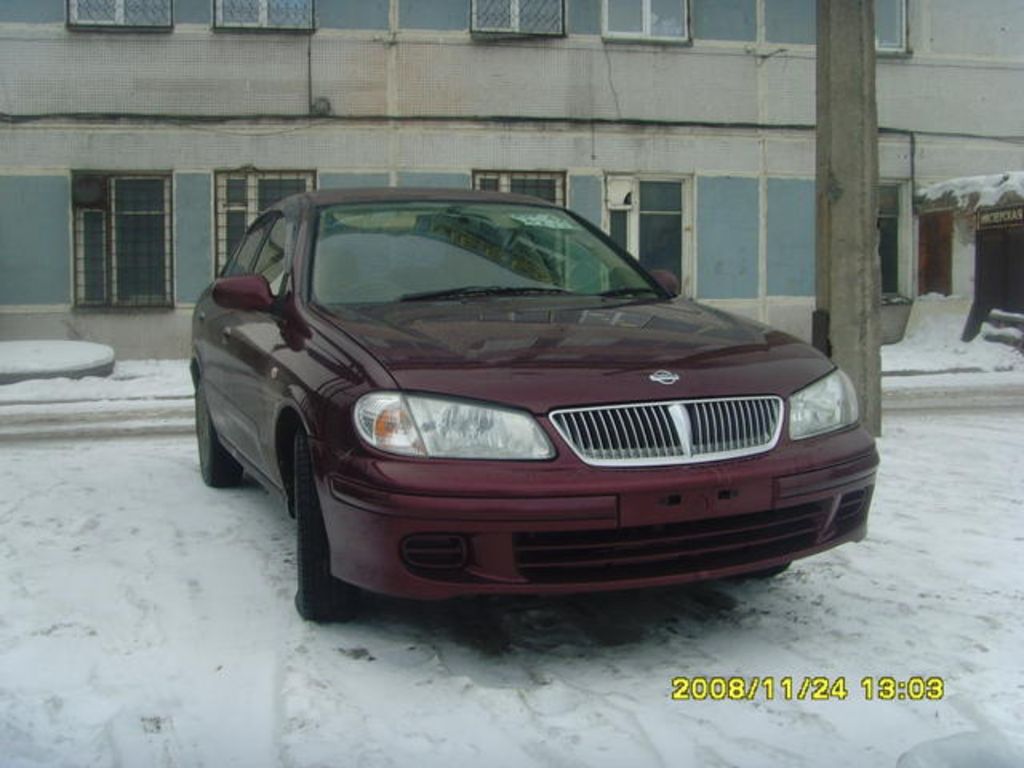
874,0 -> 908,54
213,0 -> 315,31
604,174 -> 693,296
67,0 -> 174,30
878,180 -> 912,298
472,171 -> 567,207
222,214 -> 273,277
602,0 -> 690,43
72,172 -> 174,309
470,0 -> 566,37
215,170 -> 315,273
250,214 -> 293,296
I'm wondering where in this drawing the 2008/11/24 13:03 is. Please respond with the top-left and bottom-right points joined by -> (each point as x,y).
670,676 -> 946,701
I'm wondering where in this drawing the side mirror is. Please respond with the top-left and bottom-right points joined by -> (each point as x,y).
650,269 -> 680,297
212,275 -> 274,312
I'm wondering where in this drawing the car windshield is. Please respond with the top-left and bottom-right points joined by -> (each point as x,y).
311,202 -> 661,305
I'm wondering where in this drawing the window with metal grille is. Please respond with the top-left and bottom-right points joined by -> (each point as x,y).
473,172 -> 566,206
604,0 -> 688,41
215,171 -> 314,271
471,0 -> 565,35
215,0 -> 314,29
68,0 -> 172,27
73,174 -> 173,308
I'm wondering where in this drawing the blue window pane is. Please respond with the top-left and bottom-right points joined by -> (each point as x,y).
609,210 -> 628,252
268,0 -> 312,27
76,0 -> 117,22
692,0 -> 756,42
82,211 -> 107,303
764,0 -> 816,45
114,179 -> 165,213
221,0 -> 259,24
640,213 -> 682,283
115,213 -> 167,304
640,181 -> 682,213
608,0 -> 642,33
257,177 -> 308,211
226,178 -> 247,206
124,0 -> 171,25
476,0 -> 512,28
875,0 -> 904,48
519,0 -> 563,34
651,0 -> 685,37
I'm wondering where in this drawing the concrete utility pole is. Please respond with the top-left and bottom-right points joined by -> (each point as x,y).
814,0 -> 883,437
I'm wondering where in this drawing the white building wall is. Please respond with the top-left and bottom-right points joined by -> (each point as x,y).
1,0 -> 1022,356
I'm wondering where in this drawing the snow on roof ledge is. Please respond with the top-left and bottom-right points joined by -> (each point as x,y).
917,172 -> 1024,212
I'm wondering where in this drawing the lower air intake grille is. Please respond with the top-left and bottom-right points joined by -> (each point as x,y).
515,492 -> 869,584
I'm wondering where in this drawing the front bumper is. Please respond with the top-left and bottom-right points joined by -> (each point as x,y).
312,427 -> 878,600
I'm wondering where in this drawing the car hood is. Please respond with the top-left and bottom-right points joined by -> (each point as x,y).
320,298 -> 833,413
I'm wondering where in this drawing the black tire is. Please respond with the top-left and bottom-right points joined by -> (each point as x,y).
293,430 -> 360,622
195,383 -> 244,488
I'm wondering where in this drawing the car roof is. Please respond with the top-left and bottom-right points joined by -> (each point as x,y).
276,187 -> 560,216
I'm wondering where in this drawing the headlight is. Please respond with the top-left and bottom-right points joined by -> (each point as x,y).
788,369 -> 859,440
354,392 -> 554,460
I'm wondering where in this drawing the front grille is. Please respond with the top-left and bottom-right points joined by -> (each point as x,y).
550,397 -> 783,467
515,492 -> 869,584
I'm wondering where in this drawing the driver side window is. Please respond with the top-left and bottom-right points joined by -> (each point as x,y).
222,218 -> 271,277
251,217 -> 291,296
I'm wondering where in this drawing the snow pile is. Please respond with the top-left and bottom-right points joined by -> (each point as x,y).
0,341 -> 114,383
0,359 -> 191,405
918,171 -> 1024,210
881,295 -> 1022,375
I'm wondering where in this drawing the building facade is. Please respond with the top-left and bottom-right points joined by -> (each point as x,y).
1,0 -> 1022,357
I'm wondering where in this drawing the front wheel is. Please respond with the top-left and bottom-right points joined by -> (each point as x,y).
195,383 -> 243,488
293,430 -> 360,622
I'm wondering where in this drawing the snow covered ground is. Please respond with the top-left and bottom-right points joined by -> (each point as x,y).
0,408 -> 1022,767
0,301 -> 1021,765
881,295 -> 1023,377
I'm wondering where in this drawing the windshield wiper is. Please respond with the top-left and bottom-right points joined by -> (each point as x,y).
597,286 -> 661,298
399,286 -> 574,302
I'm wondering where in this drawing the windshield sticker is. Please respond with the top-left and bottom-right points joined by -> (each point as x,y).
509,213 -> 575,230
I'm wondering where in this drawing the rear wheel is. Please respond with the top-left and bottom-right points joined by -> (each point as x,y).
293,430 -> 360,622
195,383 -> 243,488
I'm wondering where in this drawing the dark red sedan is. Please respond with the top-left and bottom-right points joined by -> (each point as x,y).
191,189 -> 877,621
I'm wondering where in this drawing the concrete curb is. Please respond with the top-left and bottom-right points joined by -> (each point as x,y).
0,398 -> 194,441
882,385 -> 1024,412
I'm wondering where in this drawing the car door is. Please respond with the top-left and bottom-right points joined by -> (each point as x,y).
200,214 -> 274,466
218,213 -> 295,478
